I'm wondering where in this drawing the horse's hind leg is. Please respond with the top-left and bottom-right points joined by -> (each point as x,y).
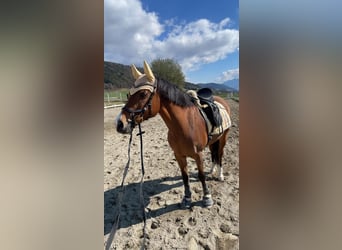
217,130 -> 229,181
210,130 -> 229,181
209,140 -> 220,176
174,154 -> 192,208
194,152 -> 213,207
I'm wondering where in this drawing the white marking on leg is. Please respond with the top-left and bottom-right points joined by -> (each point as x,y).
210,162 -> 217,175
218,166 -> 224,181
204,194 -> 212,199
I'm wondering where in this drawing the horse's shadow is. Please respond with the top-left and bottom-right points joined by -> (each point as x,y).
104,174 -> 206,235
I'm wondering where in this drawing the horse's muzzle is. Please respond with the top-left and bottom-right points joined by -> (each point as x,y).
116,119 -> 133,134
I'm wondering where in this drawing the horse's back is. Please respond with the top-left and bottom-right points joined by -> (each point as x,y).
213,96 -> 231,116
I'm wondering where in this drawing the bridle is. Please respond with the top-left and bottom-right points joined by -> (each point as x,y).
122,85 -> 156,127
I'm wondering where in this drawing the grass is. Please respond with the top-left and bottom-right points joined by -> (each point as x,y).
231,93 -> 239,102
231,96 -> 239,102
214,91 -> 239,100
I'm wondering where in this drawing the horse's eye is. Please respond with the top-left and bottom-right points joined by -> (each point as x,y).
140,91 -> 147,98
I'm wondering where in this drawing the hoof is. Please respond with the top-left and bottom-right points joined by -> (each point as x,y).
203,195 -> 213,207
181,197 -> 192,209
218,175 -> 224,181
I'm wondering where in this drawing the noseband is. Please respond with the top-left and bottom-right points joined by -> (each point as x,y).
122,87 -> 156,127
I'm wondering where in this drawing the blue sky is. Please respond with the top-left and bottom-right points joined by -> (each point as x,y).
104,0 -> 239,84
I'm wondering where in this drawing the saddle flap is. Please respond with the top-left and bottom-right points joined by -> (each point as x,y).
202,102 -> 222,127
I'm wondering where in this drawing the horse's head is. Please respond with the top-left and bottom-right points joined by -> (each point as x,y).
116,61 -> 160,134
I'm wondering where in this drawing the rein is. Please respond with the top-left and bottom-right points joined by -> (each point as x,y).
137,123 -> 147,249
105,124 -> 148,250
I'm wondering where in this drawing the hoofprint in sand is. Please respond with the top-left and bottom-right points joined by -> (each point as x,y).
104,99 -> 239,249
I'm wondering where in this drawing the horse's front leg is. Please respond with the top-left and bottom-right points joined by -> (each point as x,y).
174,154 -> 192,208
195,152 -> 214,207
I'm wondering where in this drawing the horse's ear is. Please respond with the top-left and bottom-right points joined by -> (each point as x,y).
143,60 -> 155,83
131,64 -> 143,80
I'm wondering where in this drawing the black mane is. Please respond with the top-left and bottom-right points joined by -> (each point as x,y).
156,78 -> 194,107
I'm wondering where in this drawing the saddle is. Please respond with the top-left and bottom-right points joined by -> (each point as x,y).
196,88 -> 223,129
187,89 -> 231,143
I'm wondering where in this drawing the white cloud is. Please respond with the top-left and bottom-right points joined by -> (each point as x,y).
217,68 -> 239,82
104,0 -> 163,64
155,18 -> 239,71
104,0 -> 239,71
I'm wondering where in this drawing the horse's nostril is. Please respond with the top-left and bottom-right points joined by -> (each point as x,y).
117,120 -> 124,131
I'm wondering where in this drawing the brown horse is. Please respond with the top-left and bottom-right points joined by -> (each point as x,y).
116,61 -> 231,208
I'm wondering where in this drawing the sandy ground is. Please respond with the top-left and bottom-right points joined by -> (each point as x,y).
104,99 -> 239,249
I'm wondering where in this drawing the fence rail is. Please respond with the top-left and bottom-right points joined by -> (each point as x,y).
105,97 -> 124,101
104,104 -> 124,109
104,92 -> 127,103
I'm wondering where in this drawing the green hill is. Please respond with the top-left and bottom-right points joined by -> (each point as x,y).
104,61 -> 198,90
104,61 -> 142,89
104,61 -> 237,94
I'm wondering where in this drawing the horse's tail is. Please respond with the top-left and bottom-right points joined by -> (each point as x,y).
210,140 -> 220,165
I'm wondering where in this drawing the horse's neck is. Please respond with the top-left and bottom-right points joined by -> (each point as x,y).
158,98 -> 188,132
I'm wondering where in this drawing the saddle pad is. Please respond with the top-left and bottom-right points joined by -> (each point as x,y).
211,101 -> 231,135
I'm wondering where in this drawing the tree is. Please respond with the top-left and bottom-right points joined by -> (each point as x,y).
151,58 -> 185,89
